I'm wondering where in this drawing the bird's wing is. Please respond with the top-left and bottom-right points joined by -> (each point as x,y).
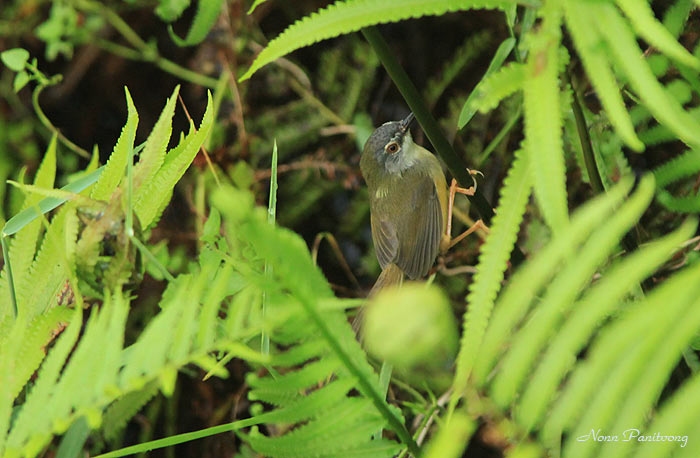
395,173 -> 443,279
370,172 -> 443,279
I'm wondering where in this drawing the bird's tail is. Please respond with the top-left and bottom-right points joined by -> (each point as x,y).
369,263 -> 404,296
353,263 -> 404,333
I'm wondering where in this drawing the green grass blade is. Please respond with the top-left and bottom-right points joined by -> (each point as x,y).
2,167 -> 103,237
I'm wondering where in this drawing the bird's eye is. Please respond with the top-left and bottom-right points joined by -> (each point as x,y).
385,141 -> 400,154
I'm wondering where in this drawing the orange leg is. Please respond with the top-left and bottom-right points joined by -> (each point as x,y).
445,170 -> 486,250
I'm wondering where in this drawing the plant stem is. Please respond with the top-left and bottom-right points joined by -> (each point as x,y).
361,26 -> 525,265
32,84 -> 92,159
79,0 -> 219,88
567,71 -> 605,194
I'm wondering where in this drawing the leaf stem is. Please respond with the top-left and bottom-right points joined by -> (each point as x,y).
567,71 -> 605,194
78,0 -> 219,88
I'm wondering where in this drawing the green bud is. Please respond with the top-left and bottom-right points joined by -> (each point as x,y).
363,282 -> 457,380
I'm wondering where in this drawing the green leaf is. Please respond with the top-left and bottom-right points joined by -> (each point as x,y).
155,0 -> 191,22
12,71 -> 30,92
91,88 -> 139,202
653,148 -> 700,188
0,48 -> 30,71
595,2 -> 700,149
517,218 -> 696,432
556,261 -> 700,457
134,91 -> 214,227
458,37 -> 516,128
522,5 -> 568,233
473,177 -> 636,385
452,148 -> 531,399
169,0 -> 225,46
616,0 -> 700,70
132,86 -> 180,194
563,0 -> 644,151
490,176 -> 656,408
247,0 -> 270,14
240,0 -> 518,80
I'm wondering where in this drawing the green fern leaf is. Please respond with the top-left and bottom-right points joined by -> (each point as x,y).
655,191 -> 700,213
453,148 -> 531,397
91,87 -> 138,202
653,148 -> 700,188
517,218 -> 696,432
4,307 -> 83,456
0,137 -> 57,316
632,371 -> 699,458
563,0 -> 644,151
169,0 -> 225,46
555,261 -> 700,457
473,177 -> 635,385
594,2 -> 700,149
616,0 -> 700,70
131,86 -> 179,194
489,176 -> 655,409
240,0 -> 518,81
523,4 -> 568,233
18,206 -> 74,317
458,37 -> 518,128
134,91 -> 213,228
102,380 -> 159,441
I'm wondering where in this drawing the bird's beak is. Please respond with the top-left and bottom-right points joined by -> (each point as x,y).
399,112 -> 415,132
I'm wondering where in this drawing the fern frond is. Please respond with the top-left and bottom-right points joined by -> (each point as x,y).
653,148 -> 700,188
563,0 -> 643,151
210,182 -> 415,455
554,261 -> 700,457
461,59 -> 524,118
452,148 -> 531,398
3,307 -> 83,456
473,177 -> 635,385
131,86 -> 179,193
655,191 -> 700,213
91,87 -> 138,202
240,0 -> 518,81
134,91 -> 214,228
0,138 -> 57,315
593,2 -> 700,149
517,218 -> 696,432
616,0 -> 700,70
102,380 -> 160,442
633,371 -> 700,458
17,205 -> 74,317
169,0 -> 225,46
489,175 -> 656,409
523,4 -> 568,233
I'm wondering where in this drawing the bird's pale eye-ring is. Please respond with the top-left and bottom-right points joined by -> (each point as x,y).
385,141 -> 400,154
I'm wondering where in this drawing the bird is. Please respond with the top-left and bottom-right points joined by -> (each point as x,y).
360,112 -> 449,294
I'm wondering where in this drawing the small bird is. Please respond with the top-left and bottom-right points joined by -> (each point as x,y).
360,112 -> 449,294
